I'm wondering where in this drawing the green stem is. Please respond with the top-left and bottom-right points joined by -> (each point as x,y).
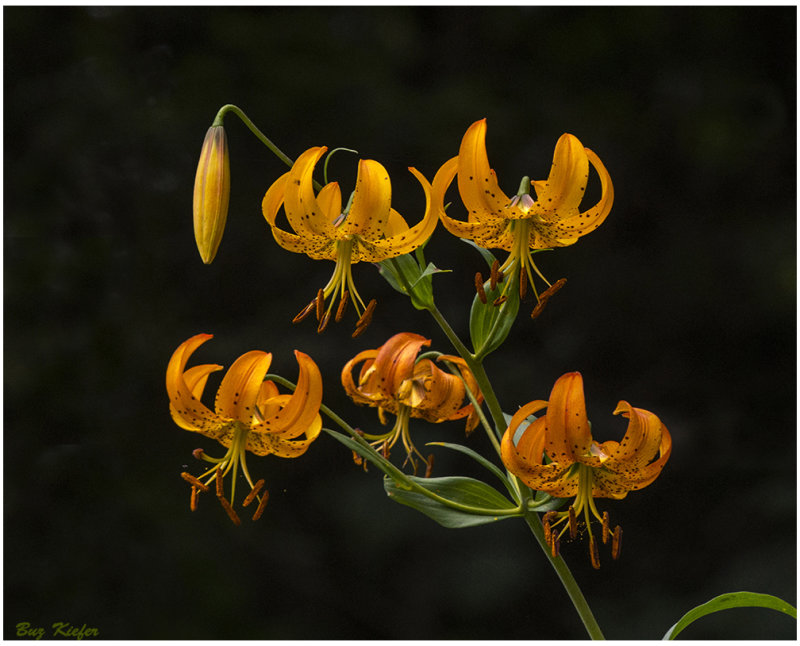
428,304 -> 506,440
523,509 -> 606,640
213,104 -> 323,191
425,302 -> 605,640
264,373 -> 521,518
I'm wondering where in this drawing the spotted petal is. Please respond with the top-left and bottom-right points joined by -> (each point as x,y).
336,158 -> 392,239
284,146 -> 332,238
214,350 -> 273,424
457,119 -> 512,220
543,372 -> 601,467
166,333 -> 222,431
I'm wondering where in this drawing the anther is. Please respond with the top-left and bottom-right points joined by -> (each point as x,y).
519,266 -> 528,299
190,486 -> 199,512
215,468 -> 224,498
589,537 -> 601,569
551,533 -> 560,558
192,448 -> 206,460
252,489 -> 270,521
218,495 -> 241,526
531,277 -> 567,320
243,479 -> 265,507
354,299 -> 377,333
492,295 -> 507,307
490,259 -> 501,290
316,311 -> 331,333
543,518 -> 552,546
335,290 -> 350,322
611,526 -> 622,560
293,300 -> 316,324
602,511 -> 610,544
475,272 -> 487,304
181,472 -> 209,492
424,453 -> 435,478
568,506 -> 578,539
315,288 -> 325,322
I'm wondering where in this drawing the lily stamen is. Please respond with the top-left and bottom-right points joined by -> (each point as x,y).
293,300 -> 316,324
243,479 -> 266,507
335,289 -> 350,322
490,259 -> 501,290
181,471 -> 210,492
612,526 -> 623,560
475,272 -> 488,304
252,490 -> 270,521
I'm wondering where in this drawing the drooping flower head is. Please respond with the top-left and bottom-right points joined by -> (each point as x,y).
167,333 -> 323,524
263,147 -> 439,336
501,372 -> 671,567
433,119 -> 613,307
342,332 -> 482,473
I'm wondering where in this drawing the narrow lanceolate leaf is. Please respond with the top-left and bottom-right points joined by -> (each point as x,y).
662,591 -> 797,640
322,427 -> 402,481
426,441 -> 516,497
384,475 -> 520,528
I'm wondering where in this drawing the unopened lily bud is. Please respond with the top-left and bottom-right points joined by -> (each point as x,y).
193,125 -> 230,264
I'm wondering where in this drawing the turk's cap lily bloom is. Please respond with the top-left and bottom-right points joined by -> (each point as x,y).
433,119 -> 613,305
501,372 -> 671,567
341,332 -> 482,472
262,146 -> 439,335
167,333 -> 323,524
193,125 -> 231,264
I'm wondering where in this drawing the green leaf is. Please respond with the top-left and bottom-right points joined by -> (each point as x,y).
377,252 -> 446,311
322,428 -> 402,482
384,475 -> 520,528
663,591 -> 797,640
469,277 -> 520,359
528,490 -> 568,512
461,238 -> 498,269
427,441 -> 517,497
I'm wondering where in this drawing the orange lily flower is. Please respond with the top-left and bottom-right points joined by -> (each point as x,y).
433,119 -> 613,303
263,147 -> 438,335
341,332 -> 482,473
167,333 -> 323,524
501,372 -> 671,567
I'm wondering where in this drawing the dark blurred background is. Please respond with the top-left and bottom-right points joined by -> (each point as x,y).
4,5 -> 796,640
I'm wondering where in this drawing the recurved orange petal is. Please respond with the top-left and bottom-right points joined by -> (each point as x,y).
364,167 -> 439,258
248,412 -> 322,457
532,133 -> 589,216
543,372 -> 599,465
252,350 -> 323,437
284,146 -> 331,238
501,401 -> 578,494
336,158 -> 392,240
166,334 -> 221,431
457,119 -> 511,220
214,350 -> 273,424
371,332 -> 431,399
